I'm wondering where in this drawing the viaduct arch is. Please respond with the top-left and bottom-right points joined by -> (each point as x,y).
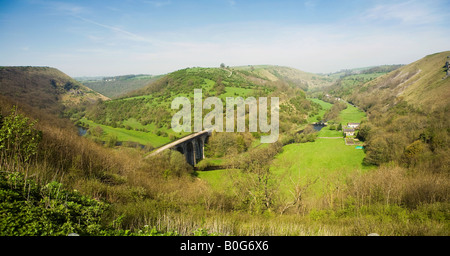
146,130 -> 211,166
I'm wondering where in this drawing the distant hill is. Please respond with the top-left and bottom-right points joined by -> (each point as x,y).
348,51 -> 450,112
0,66 -> 108,114
77,74 -> 164,98
322,65 -> 404,99
232,65 -> 334,90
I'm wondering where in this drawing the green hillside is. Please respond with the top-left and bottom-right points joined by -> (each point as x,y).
77,66 -> 324,150
349,51 -> 450,112
324,65 -> 404,98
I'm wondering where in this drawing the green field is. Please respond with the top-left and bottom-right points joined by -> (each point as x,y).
339,103 -> 366,125
196,168 -> 239,192
270,138 -> 372,198
316,127 -> 342,137
198,98 -> 370,199
319,106 -> 365,137
198,138 -> 372,199
220,86 -> 254,99
307,98 -> 333,123
79,118 -> 171,148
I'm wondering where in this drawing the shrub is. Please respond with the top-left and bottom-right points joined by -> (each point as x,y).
0,107 -> 42,166
0,171 -> 107,236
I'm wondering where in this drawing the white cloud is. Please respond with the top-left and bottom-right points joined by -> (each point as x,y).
73,15 -> 160,45
362,0 -> 445,25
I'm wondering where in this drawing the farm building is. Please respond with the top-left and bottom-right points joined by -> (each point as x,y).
343,128 -> 355,136
347,123 -> 360,129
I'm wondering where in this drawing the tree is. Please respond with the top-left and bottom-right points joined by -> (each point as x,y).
90,126 -> 104,137
356,123 -> 371,141
0,106 -> 42,166
107,134 -> 118,148
220,63 -> 226,69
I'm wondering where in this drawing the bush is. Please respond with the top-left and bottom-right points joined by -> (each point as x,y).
0,171 -> 107,236
0,107 -> 42,166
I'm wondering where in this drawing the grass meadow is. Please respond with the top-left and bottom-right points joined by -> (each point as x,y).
198,98 -> 371,205
339,103 -> 366,125
79,117 -> 171,148
271,138 -> 372,198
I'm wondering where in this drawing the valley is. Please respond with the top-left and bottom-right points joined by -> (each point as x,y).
0,52 -> 449,236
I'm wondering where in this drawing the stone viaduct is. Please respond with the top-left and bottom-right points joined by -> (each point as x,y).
146,130 -> 212,166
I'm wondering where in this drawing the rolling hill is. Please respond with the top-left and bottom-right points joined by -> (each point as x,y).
77,74 -> 164,99
0,66 -> 108,114
323,65 -> 404,98
348,51 -> 450,112
77,66 -> 325,149
232,65 -> 334,90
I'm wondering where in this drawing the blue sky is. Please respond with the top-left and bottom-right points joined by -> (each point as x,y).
1,0 -> 449,76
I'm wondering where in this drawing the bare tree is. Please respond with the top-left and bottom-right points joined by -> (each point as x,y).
280,176 -> 318,215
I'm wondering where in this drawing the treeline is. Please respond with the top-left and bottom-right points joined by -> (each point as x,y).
357,101 -> 450,173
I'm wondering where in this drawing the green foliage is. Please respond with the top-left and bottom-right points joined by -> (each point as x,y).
0,107 -> 42,164
0,170 -> 184,236
63,82 -> 79,91
107,134 -> 118,148
0,171 -> 107,236
206,132 -> 251,158
147,150 -> 193,178
361,104 -> 449,171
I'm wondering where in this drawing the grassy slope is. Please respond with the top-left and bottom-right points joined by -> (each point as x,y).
324,65 -> 404,99
339,103 -> 366,125
350,51 -> 450,111
78,68 -> 255,147
234,65 -> 334,89
0,66 -> 108,113
80,118 -> 170,148
306,98 -> 333,123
